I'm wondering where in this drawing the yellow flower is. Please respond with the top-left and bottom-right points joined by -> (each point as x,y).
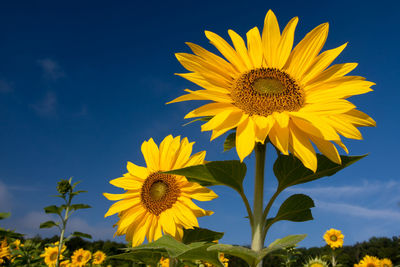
205,253 -> 229,267
12,239 -> 23,249
92,250 -> 106,265
104,135 -> 218,246
356,255 -> 381,267
40,245 -> 63,267
381,258 -> 393,267
323,228 -> 344,249
0,239 -> 11,265
170,10 -> 375,171
60,259 -> 71,267
159,257 -> 170,267
71,248 -> 91,266
303,257 -> 328,267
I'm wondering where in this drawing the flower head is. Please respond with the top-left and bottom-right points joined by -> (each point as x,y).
93,250 -> 106,265
323,228 -> 344,249
57,179 -> 72,195
40,245 -> 63,267
71,248 -> 91,267
104,135 -> 218,246
355,255 -> 381,267
381,258 -> 393,267
0,239 -> 11,265
170,10 -> 375,171
303,257 -> 328,267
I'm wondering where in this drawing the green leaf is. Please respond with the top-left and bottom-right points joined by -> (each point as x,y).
125,235 -> 223,267
208,244 -> 257,266
109,251 -> 163,266
71,231 -> 92,239
0,229 -> 24,239
182,227 -> 224,244
259,234 -> 307,259
70,204 -> 91,211
274,154 -> 367,192
39,221 -> 59,229
183,116 -> 212,126
265,194 -> 314,230
165,160 -> 247,193
44,205 -> 63,215
223,132 -> 236,152
0,212 -> 11,220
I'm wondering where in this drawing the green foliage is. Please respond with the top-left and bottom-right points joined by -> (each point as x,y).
39,220 -> 60,229
70,231 -> 92,239
182,227 -> 224,244
223,132 -> 236,152
265,194 -> 314,232
165,160 -> 246,194
274,154 -> 367,192
0,212 -> 23,239
0,212 -> 11,220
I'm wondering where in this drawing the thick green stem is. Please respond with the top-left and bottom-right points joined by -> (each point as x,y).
331,250 -> 337,267
56,194 -> 72,267
251,143 -> 266,264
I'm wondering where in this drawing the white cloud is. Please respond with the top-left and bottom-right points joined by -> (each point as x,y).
0,180 -> 13,211
316,200 -> 400,221
31,91 -> 57,117
0,79 -> 13,93
37,58 -> 65,80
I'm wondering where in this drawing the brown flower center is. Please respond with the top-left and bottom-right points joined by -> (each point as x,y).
367,264 -> 376,267
230,68 -> 305,116
141,172 -> 181,216
77,255 -> 83,262
49,251 -> 58,261
330,235 -> 338,242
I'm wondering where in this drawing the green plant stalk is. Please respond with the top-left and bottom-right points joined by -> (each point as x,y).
56,191 -> 72,267
331,250 -> 337,267
251,142 -> 266,267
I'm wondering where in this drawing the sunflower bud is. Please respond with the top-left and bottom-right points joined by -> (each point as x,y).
57,179 -> 72,195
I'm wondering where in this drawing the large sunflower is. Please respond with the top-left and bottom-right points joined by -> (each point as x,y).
169,10 -> 375,171
104,135 -> 218,246
71,248 -> 91,267
323,228 -> 344,249
40,245 -> 64,267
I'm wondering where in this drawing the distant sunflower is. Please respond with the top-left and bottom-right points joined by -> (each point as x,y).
159,257 -> 170,267
323,228 -> 344,249
71,248 -> 91,267
303,257 -> 328,267
59,259 -> 70,267
356,255 -> 381,267
40,245 -> 63,267
380,258 -> 393,267
93,250 -> 106,265
169,10 -> 375,171
104,135 -> 218,246
0,239 -> 11,265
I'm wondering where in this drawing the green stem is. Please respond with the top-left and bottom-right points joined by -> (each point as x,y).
331,250 -> 336,267
251,142 -> 266,266
56,192 -> 72,267
239,189 -> 254,227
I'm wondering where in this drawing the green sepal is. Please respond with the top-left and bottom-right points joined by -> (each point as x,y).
223,132 -> 236,152
274,154 -> 367,192
183,116 -> 212,126
39,220 -> 59,229
164,160 -> 246,193
182,227 -> 224,244
265,194 -> 314,230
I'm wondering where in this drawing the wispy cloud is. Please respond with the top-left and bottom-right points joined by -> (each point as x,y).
31,91 -> 57,117
37,58 -> 65,80
0,79 -> 14,93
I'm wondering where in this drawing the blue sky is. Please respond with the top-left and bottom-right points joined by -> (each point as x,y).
0,0 -> 399,248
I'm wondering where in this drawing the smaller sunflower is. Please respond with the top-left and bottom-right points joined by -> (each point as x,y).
93,250 -> 106,265
205,253 -> 229,267
40,245 -> 63,267
12,239 -> 23,249
323,228 -> 344,249
71,248 -> 91,267
356,255 -> 381,267
380,258 -> 393,267
303,257 -> 328,267
159,257 -> 170,267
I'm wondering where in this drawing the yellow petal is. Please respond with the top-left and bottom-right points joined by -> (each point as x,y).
205,30 -> 247,72
236,117 -> 256,161
228,29 -> 252,69
183,89 -> 233,103
180,197 -> 214,217
310,136 -> 341,164
173,138 -> 194,169
302,43 -> 347,84
141,138 -> 160,171
273,111 -> 289,128
336,109 -> 376,127
290,114 -> 340,141
186,42 -> 237,75
185,103 -> 235,119
167,90 -> 209,104
185,151 -> 206,167
159,136 -> 181,171
181,182 -> 218,201
201,110 -> 234,131
289,124 -> 317,172
176,73 -> 231,93
269,123 -> 289,155
300,100 -> 356,115
173,201 -> 199,228
109,176 -> 142,190
253,115 -> 275,143
306,63 -> 358,86
326,116 -> 363,140
117,206 -> 146,233
104,198 -> 141,217
127,161 -> 148,179
262,10 -> 281,67
247,27 -> 263,68
160,209 -> 177,237
275,16 -> 298,69
210,112 -> 247,140
130,213 -> 150,246
285,23 -> 329,80
103,192 -> 139,201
